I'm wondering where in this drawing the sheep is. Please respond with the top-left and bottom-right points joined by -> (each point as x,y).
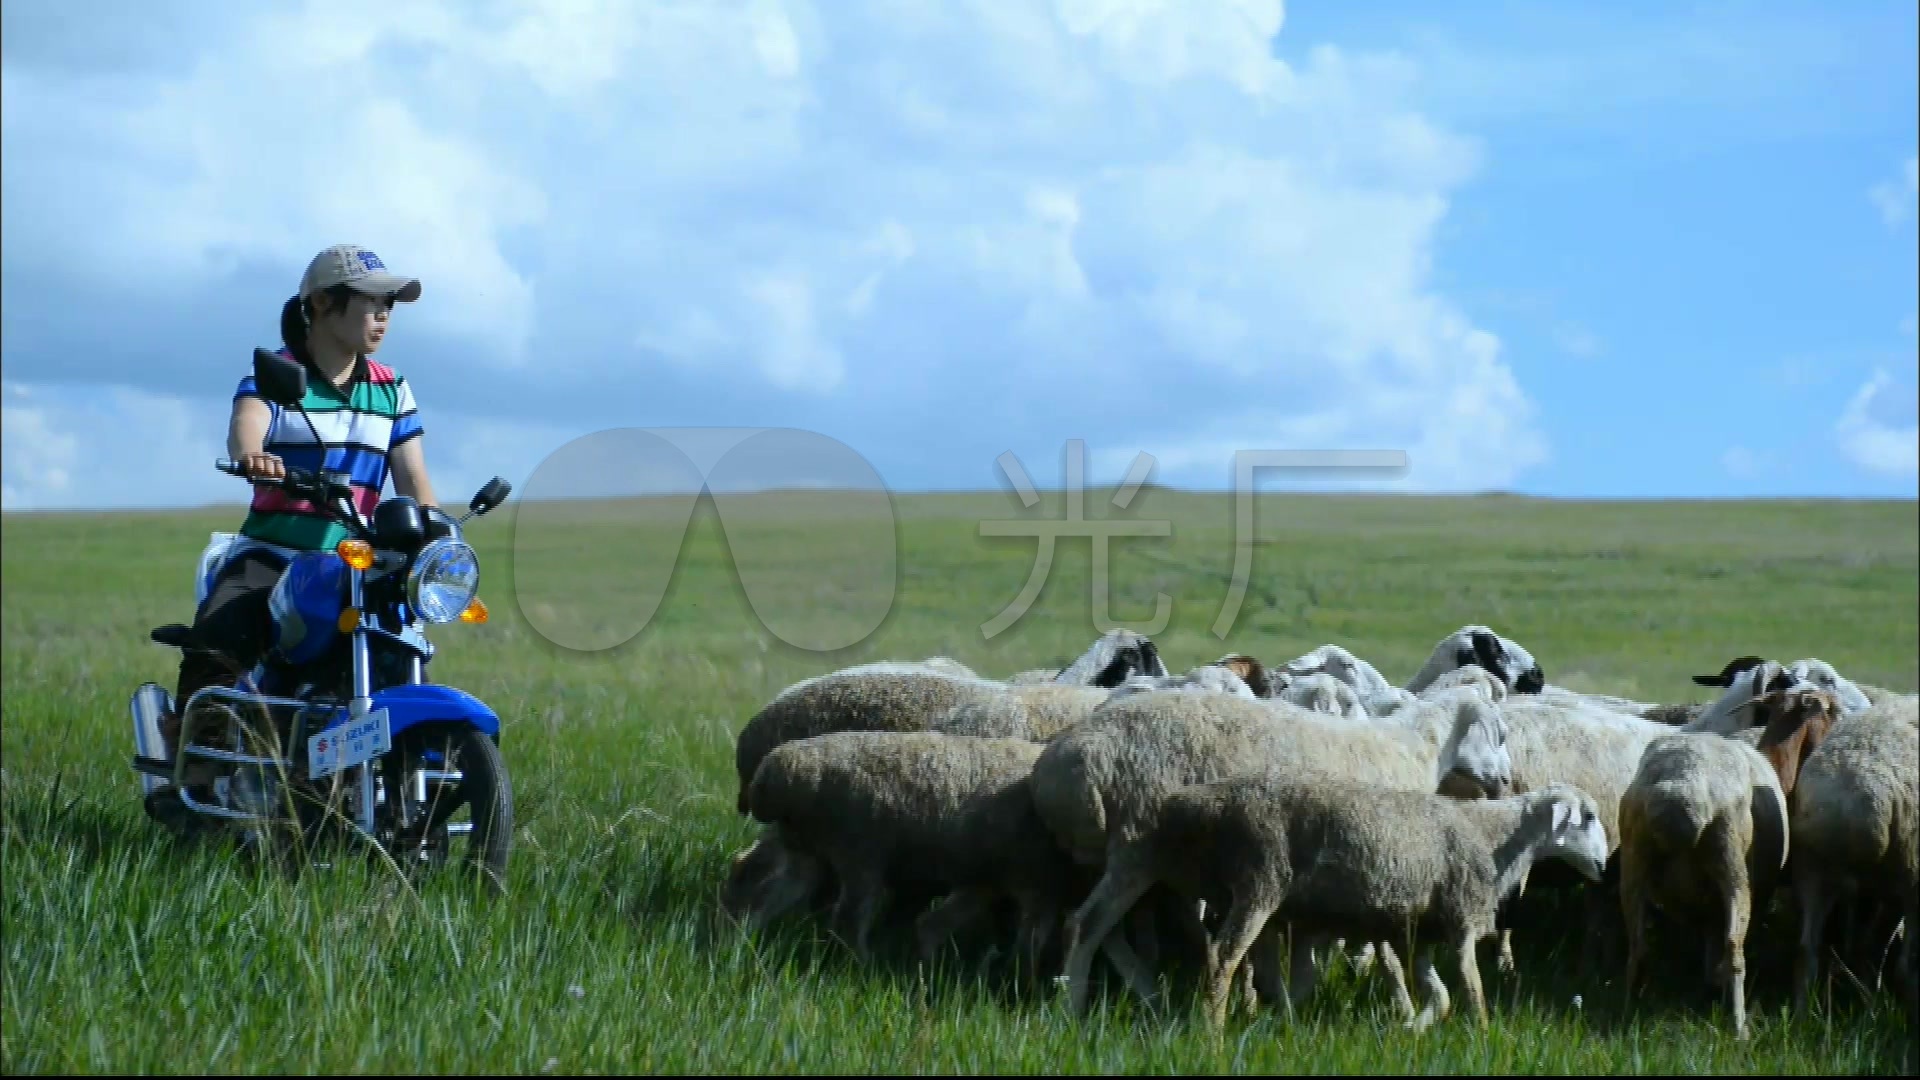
1460,675 -> 1813,981
1005,629 -> 1171,687
1057,770 -> 1609,1031
742,730 -> 1078,974
1404,624 -> 1547,697
1272,672 -> 1372,723
1447,696 -> 1708,975
1691,654 -> 1897,718
1031,684 -> 1514,1005
732,629 -> 1167,813
1785,704 -> 1920,1017
1103,663 -> 1261,704
1675,661 -> 1806,736
1281,625 -> 1546,719
718,825 -> 829,934
1615,723 -> 1801,1039
933,662 -> 1262,759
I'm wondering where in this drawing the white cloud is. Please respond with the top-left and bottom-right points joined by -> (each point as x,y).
1834,368 -> 1918,478
1,380 -> 226,510
2,0 -> 1550,503
1870,153 -> 1919,227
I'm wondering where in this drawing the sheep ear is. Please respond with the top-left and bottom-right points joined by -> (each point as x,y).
1470,630 -> 1507,677
1139,640 -> 1165,677
1694,655 -> 1764,687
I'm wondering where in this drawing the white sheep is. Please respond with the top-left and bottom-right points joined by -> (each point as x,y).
1280,625 -> 1549,719
1272,672 -> 1372,723
1677,660 -> 1804,736
1031,684 -> 1514,1006
743,730 -> 1076,972
1785,703 -> 1920,1016
1404,624 -> 1547,697
1616,725 -> 1800,1039
1057,769 -> 1610,1030
732,629 -> 1167,813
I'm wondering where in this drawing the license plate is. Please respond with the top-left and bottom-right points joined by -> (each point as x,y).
308,708 -> 391,780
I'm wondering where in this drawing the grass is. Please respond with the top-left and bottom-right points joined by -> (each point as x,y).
3,488 -> 1916,1073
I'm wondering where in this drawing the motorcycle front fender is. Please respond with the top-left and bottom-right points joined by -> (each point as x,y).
367,683 -> 502,741
374,680 -> 503,737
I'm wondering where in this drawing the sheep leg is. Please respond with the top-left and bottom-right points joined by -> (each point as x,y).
1203,893 -> 1278,1032
1013,888 -> 1063,985
1374,939 -> 1422,1027
1619,843 -> 1653,1002
1097,933 -> 1164,1008
1409,945 -> 1452,1032
829,863 -> 889,962
1060,856 -> 1157,1018
1793,870 -> 1836,1018
1286,929 -> 1331,1016
1348,940 -> 1379,978
1455,925 -> 1490,1029
1246,921 -> 1288,1011
1492,928 -> 1515,975
1721,876 -> 1752,1041
915,887 -> 995,965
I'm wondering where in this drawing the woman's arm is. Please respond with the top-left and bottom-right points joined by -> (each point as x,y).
228,395 -> 285,480
389,436 -> 439,510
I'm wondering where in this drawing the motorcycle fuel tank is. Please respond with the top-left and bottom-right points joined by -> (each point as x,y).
267,550 -> 350,666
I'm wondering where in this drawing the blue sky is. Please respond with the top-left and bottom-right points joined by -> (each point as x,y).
2,0 -> 1914,510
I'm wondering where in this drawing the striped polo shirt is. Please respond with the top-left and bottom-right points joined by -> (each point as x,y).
234,349 -> 424,551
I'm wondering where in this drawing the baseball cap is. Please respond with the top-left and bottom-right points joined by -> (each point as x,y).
299,244 -> 422,303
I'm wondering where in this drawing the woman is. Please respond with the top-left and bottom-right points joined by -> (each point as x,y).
147,243 -> 440,824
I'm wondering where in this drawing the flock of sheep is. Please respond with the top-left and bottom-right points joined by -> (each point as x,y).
715,625 -> 1919,1038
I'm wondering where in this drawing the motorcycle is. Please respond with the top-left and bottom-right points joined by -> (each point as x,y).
131,347 -> 516,892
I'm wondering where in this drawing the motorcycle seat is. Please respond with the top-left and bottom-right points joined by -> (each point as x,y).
150,624 -> 194,648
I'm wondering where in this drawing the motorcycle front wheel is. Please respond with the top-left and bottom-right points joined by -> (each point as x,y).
383,726 -> 514,895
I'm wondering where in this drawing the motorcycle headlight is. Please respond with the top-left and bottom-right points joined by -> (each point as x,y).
407,538 -> 480,623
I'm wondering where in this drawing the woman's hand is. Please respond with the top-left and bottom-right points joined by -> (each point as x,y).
239,451 -> 286,482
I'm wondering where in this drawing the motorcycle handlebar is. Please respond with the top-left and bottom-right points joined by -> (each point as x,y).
213,458 -> 320,492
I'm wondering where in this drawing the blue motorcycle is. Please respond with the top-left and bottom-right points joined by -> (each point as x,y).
131,348 -> 516,891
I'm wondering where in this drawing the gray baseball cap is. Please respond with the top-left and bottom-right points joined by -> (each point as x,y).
299,244 -> 422,303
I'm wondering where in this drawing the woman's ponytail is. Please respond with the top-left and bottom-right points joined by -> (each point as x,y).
279,294 -> 311,366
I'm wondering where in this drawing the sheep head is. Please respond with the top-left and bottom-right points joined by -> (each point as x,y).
1210,653 -> 1284,698
1054,629 -> 1169,688
1533,783 -> 1610,882
1410,625 -> 1545,696
1752,686 -> 1843,797
1433,689 -> 1515,799
1785,658 -> 1873,715
1279,644 -> 1393,698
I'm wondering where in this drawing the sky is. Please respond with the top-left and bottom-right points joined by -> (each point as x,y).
2,0 -> 1915,511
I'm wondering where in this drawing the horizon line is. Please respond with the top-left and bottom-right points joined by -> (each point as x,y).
5,485 -> 1919,516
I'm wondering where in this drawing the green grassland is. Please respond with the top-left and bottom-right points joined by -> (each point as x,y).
4,489 -> 1917,1073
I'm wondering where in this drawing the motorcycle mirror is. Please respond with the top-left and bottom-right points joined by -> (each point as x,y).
468,477 -> 512,517
252,347 -> 308,407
